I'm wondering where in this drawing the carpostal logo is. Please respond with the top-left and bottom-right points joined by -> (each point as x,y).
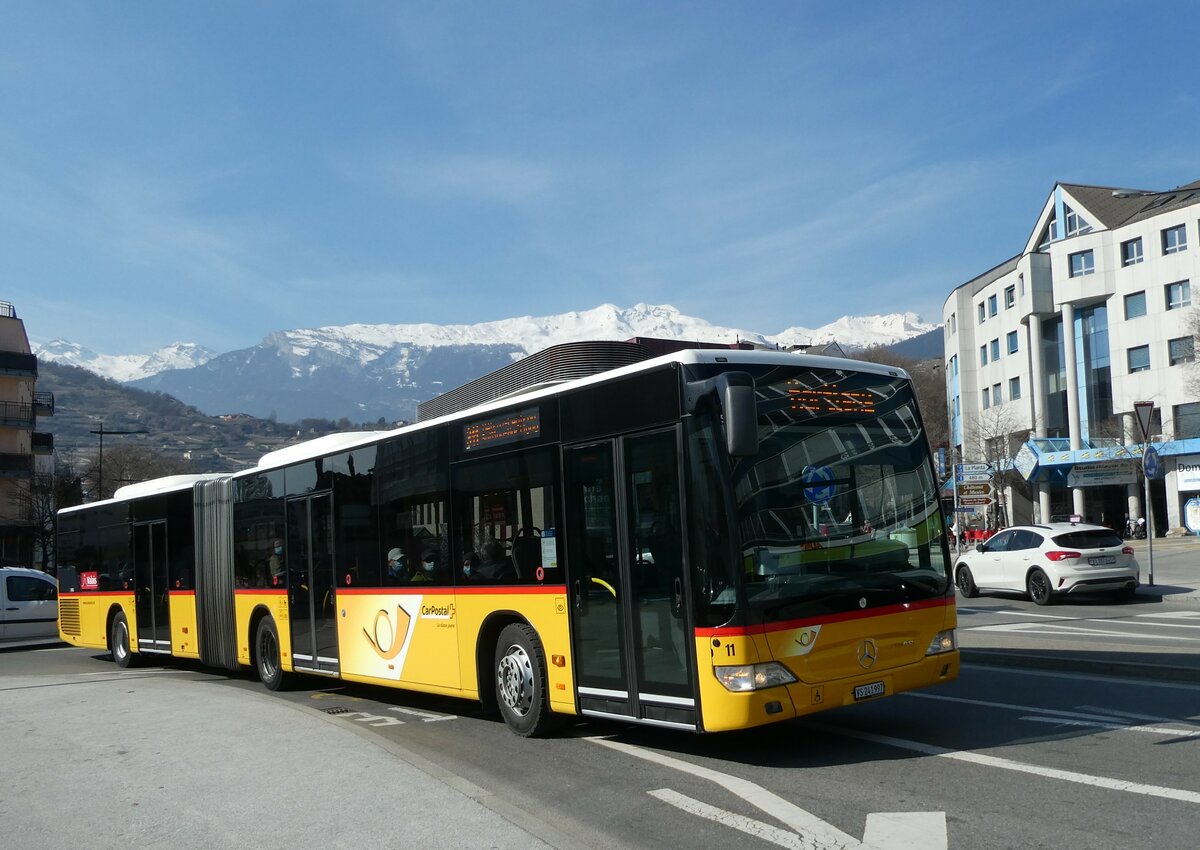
420,603 -> 455,621
791,625 -> 822,656
364,605 -> 412,661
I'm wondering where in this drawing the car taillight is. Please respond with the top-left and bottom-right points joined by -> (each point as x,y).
1122,546 -> 1134,555
1045,550 -> 1081,562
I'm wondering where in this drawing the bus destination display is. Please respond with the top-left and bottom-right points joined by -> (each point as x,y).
464,407 -> 541,452
788,381 -> 877,416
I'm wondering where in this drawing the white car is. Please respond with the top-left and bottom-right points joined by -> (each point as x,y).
0,566 -> 60,645
954,522 -> 1139,605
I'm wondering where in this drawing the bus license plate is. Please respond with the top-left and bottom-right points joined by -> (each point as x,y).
1089,556 -> 1115,565
854,681 -> 885,700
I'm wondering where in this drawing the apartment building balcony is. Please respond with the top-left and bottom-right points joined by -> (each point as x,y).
0,351 -> 38,378
33,391 -> 54,416
0,400 -> 35,429
32,432 -> 53,454
0,452 -> 34,478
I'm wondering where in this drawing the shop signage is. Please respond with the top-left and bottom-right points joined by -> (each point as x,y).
1066,460 -> 1137,488
1178,455 -> 1200,492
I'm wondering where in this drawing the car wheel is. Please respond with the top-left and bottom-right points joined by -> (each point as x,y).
255,616 -> 288,691
1027,568 -> 1054,606
110,610 -> 134,668
494,623 -> 556,737
955,565 -> 979,598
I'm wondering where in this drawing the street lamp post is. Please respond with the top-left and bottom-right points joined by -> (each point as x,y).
89,426 -> 149,501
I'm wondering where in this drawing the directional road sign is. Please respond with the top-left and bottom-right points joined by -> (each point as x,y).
956,463 -> 992,474
956,472 -> 993,483
1144,445 -> 1161,479
959,495 -> 994,507
958,482 -> 993,497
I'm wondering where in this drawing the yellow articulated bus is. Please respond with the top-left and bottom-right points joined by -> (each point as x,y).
57,342 -> 958,736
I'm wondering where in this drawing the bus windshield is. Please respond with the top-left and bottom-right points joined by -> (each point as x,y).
691,363 -> 950,626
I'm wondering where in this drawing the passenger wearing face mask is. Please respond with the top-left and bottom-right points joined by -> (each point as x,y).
268,539 -> 285,586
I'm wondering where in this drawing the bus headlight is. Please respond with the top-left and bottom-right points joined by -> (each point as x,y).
925,629 -> 957,655
713,662 -> 798,692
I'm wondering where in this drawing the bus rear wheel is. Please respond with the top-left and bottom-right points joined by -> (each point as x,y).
110,611 -> 134,668
255,616 -> 288,691
494,623 -> 555,737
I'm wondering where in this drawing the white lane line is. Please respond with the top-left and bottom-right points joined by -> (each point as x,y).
815,724 -> 1200,805
904,691 -> 1199,729
961,662 -> 1200,692
590,737 -> 947,849
80,668 -> 177,676
649,789 -> 813,850
387,706 -> 456,722
957,608 -> 1075,619
32,646 -> 80,652
1075,704 -> 1193,725
1019,716 -> 1200,737
1139,611 -> 1200,620
966,621 -> 1197,640
589,737 -> 860,846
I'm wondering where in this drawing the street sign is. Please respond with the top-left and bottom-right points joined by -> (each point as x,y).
802,465 -> 837,505
959,495 -> 994,507
956,505 -> 981,514
1144,445 -> 1161,479
1134,401 -> 1155,442
958,482 -> 993,497
956,463 -> 991,473
956,473 -> 993,483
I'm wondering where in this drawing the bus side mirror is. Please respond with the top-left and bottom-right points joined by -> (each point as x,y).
685,372 -> 758,458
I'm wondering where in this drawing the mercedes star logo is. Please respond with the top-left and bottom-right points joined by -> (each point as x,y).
857,639 -> 878,669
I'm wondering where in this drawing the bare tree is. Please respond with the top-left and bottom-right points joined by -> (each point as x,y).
83,444 -> 194,501
960,402 -> 1030,529
1187,305 -> 1200,398
852,346 -> 949,453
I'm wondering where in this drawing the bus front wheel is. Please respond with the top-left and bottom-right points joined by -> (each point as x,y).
110,611 -> 134,668
255,617 -> 287,691
494,623 -> 554,737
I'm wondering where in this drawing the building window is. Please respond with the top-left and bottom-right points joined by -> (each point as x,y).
978,303 -> 986,324
980,345 -> 988,366
1169,336 -> 1195,366
1166,280 -> 1191,310
992,382 -> 1002,404
1121,237 -> 1143,266
950,354 -> 958,376
949,312 -> 956,334
1004,285 -> 1015,308
1124,291 -> 1146,319
988,294 -> 998,317
1006,330 -> 1018,354
1019,273 -> 1025,296
1069,250 -> 1094,277
1162,224 -> 1187,255
1064,204 -> 1091,237
1177,401 -> 1200,440
1128,345 -> 1150,373
990,339 -> 1000,361
1009,376 -> 1021,400
982,387 -> 990,409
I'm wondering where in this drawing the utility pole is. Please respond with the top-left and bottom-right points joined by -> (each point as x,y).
89,425 -> 149,501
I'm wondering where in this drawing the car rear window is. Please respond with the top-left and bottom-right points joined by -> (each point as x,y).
1052,530 -> 1123,549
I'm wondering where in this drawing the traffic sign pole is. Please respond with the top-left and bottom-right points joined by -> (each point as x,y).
1135,400 -> 1155,587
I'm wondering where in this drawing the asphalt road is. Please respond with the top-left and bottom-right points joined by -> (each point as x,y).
3,608 -> 1198,850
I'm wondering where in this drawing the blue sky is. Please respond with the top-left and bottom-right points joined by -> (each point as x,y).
4,1 -> 1198,354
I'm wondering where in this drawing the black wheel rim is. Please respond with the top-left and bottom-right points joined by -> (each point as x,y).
1030,573 -> 1048,601
259,628 -> 278,681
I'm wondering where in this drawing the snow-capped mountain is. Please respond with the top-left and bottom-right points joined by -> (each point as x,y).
43,304 -> 940,423
34,339 -> 216,383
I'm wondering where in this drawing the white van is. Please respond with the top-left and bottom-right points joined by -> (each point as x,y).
0,566 -> 59,645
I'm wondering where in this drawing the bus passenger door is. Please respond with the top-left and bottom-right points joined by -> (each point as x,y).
563,430 -> 695,728
287,493 -> 339,674
133,520 -> 171,654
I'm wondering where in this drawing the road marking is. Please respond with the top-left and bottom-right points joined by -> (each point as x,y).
80,668 -> 177,675
1019,716 -> 1200,738
589,736 -> 946,849
966,621 -> 1197,641
905,692 -> 1200,733
956,607 -> 1075,619
338,710 -> 404,727
1138,611 -> 1200,620
649,789 -> 814,850
962,662 -> 1200,691
388,706 -> 456,722
815,724 -> 1200,805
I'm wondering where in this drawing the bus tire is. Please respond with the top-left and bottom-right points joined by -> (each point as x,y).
255,616 -> 288,691
110,610 -> 134,669
494,623 -> 555,737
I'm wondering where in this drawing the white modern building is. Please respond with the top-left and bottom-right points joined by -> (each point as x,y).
943,180 -> 1200,534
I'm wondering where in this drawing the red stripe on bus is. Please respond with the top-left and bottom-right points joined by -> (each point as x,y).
59,591 -> 132,598
168,590 -> 196,597
336,585 -> 567,597
233,589 -> 288,597
694,596 -> 953,638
